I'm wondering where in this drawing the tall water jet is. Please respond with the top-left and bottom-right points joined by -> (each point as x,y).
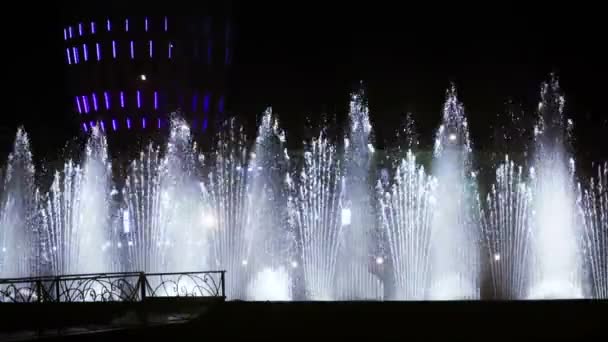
377,151 -> 435,299
481,156 -> 533,299
429,86 -> 480,300
528,77 -> 584,299
202,119 -> 251,299
42,126 -> 116,275
246,108 -> 295,299
336,87 -> 383,300
0,129 -> 38,278
579,163 -> 608,298
161,119 -> 208,273
123,144 -> 166,272
288,132 -> 343,300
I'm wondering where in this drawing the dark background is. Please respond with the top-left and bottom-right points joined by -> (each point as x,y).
2,2 -> 606,165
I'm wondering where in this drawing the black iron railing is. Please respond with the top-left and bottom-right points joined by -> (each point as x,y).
0,271 -> 225,303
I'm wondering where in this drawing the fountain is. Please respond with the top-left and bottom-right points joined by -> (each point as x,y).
528,77 -> 584,299
0,78 -> 606,302
481,157 -> 533,299
41,126 -> 116,275
428,86 -> 481,300
288,131 -> 343,300
579,163 -> 608,298
246,108 -> 295,300
0,129 -> 38,278
377,151 -> 435,299
335,87 -> 383,300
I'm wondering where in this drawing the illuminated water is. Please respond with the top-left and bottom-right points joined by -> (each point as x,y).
1,78 -> 607,301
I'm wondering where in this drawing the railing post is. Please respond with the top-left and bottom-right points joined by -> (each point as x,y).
55,276 -> 60,302
221,271 -> 226,298
36,279 -> 42,303
140,272 -> 146,301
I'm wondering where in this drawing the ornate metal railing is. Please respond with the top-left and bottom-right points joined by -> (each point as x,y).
0,271 -> 225,303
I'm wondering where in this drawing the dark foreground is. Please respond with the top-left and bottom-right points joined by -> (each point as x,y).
1,299 -> 606,340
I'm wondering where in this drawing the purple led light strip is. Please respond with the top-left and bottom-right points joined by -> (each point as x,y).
164,16 -> 168,31
104,91 -> 110,109
75,96 -> 82,114
100,121 -> 105,132
137,90 -> 141,108
154,91 -> 158,110
149,40 -> 153,58
112,41 -> 117,58
82,123 -> 88,132
130,41 -> 134,59
92,93 -> 98,111
125,18 -> 129,32
82,95 -> 89,113
78,23 -> 83,36
91,22 -> 96,34
96,43 -> 101,61
72,47 -> 79,64
66,48 -> 72,65
145,17 -> 148,31
107,19 -> 111,31
168,42 -> 173,59
63,28 -> 67,40
112,119 -> 117,131
83,44 -> 88,61
68,26 -> 73,39
142,117 -> 146,128
120,91 -> 125,108
126,118 -> 131,129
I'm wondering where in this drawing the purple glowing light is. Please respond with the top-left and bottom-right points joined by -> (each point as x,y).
91,22 -> 96,34
78,23 -> 83,36
66,48 -> 72,65
92,93 -> 98,111
90,121 -> 95,130
83,44 -> 88,61
112,40 -> 117,58
142,117 -> 146,128
158,118 -> 161,129
100,121 -> 105,132
68,26 -> 73,38
63,28 -> 67,40
168,42 -> 173,59
203,94 -> 210,113
145,17 -> 148,31
120,91 -> 125,108
154,91 -> 158,110
218,96 -> 225,113
126,118 -> 131,129
96,43 -> 101,61
83,123 -> 88,132
203,118 -> 208,131
192,94 -> 198,111
112,119 -> 117,131
107,19 -> 111,31
149,40 -> 153,58
137,90 -> 141,108
104,91 -> 110,109
164,16 -> 168,31
75,96 -> 82,114
72,47 -> 79,64
130,41 -> 134,59
82,95 -> 89,113
125,18 -> 129,32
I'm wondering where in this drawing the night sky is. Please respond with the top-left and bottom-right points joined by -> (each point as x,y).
2,2 -> 607,163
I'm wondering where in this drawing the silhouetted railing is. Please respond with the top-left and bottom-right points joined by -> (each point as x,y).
0,271 -> 226,303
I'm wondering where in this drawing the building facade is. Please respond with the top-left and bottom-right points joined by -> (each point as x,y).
63,14 -> 232,134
